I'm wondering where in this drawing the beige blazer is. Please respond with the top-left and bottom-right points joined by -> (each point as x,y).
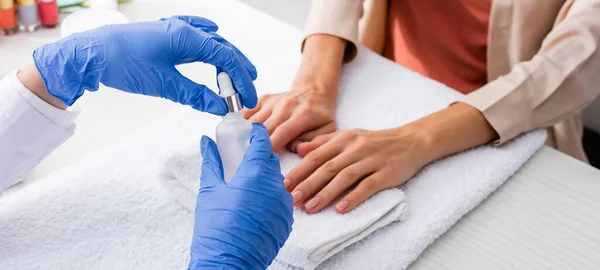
303,0 -> 600,162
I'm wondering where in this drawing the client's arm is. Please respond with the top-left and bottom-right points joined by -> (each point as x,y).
243,0 -> 364,152
285,103 -> 496,214
285,0 -> 600,214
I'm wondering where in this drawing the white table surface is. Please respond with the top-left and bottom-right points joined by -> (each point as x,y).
1,0 -> 599,269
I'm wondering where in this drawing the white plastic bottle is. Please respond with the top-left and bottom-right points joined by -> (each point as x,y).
216,72 -> 253,182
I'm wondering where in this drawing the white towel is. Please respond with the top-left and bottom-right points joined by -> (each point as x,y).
160,148 -> 409,270
263,47 -> 545,269
0,47 -> 546,270
159,147 -> 202,211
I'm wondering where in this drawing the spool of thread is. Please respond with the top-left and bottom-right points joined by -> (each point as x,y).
38,0 -> 60,27
0,0 -> 18,35
17,0 -> 39,32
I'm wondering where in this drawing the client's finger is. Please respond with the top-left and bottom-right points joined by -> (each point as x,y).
287,122 -> 336,153
295,132 -> 336,157
304,160 -> 374,214
285,138 -> 342,193
248,105 -> 273,124
242,101 -> 261,119
336,171 -> 392,213
263,109 -> 291,135
296,150 -> 368,211
271,114 -> 323,152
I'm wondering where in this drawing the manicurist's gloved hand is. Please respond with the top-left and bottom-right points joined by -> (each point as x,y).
33,15 -> 258,115
189,123 -> 293,270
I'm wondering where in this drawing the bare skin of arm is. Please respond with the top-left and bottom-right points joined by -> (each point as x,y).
17,63 -> 67,110
359,0 -> 388,54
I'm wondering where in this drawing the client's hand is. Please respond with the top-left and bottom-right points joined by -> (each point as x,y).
285,103 -> 498,214
243,34 -> 347,153
189,123 -> 293,270
243,86 -> 337,152
285,127 -> 432,214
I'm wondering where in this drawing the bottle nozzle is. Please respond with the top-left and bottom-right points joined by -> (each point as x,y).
217,72 -> 243,113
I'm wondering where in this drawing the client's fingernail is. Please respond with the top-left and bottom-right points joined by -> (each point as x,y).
283,179 -> 291,189
292,191 -> 303,203
304,197 -> 321,210
336,200 -> 349,212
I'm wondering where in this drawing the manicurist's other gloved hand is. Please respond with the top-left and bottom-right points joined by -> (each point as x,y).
189,123 -> 294,270
33,15 -> 258,115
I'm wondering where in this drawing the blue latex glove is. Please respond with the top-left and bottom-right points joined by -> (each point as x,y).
33,15 -> 258,115
190,123 -> 294,270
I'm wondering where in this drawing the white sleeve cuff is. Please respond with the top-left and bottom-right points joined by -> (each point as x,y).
0,71 -> 79,192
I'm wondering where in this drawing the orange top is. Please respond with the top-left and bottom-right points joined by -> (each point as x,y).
383,0 -> 492,94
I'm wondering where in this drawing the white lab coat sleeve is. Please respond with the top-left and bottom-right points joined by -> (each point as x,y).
0,71 -> 79,193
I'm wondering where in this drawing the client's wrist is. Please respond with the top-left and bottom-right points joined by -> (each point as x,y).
405,102 -> 498,162
17,63 -> 67,110
293,34 -> 347,97
390,120 -> 438,165
288,79 -> 338,106
292,62 -> 341,100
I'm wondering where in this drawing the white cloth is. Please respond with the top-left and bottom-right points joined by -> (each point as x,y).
159,146 -> 202,210
0,47 -> 546,270
160,147 -> 409,270
0,71 -> 79,192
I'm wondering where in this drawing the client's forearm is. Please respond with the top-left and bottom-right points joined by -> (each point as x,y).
407,102 -> 499,162
294,34 -> 347,96
359,0 -> 388,54
17,63 -> 67,110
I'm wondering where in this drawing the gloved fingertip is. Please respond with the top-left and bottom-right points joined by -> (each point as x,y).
200,135 -> 221,171
251,122 -> 268,135
237,83 -> 258,109
242,63 -> 258,81
170,15 -> 219,32
190,84 -> 228,116
244,60 -> 258,80
200,136 -> 225,186
240,123 -> 273,162
243,97 -> 258,109
200,136 -> 216,158
200,135 -> 210,146
201,136 -> 221,162
250,123 -> 272,148
201,100 -> 228,116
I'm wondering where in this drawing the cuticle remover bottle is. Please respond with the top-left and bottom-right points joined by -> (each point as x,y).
216,72 -> 253,182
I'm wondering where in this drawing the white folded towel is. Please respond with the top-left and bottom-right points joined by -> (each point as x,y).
264,47 -> 545,269
0,47 -> 546,270
160,148 -> 409,270
159,147 -> 202,211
